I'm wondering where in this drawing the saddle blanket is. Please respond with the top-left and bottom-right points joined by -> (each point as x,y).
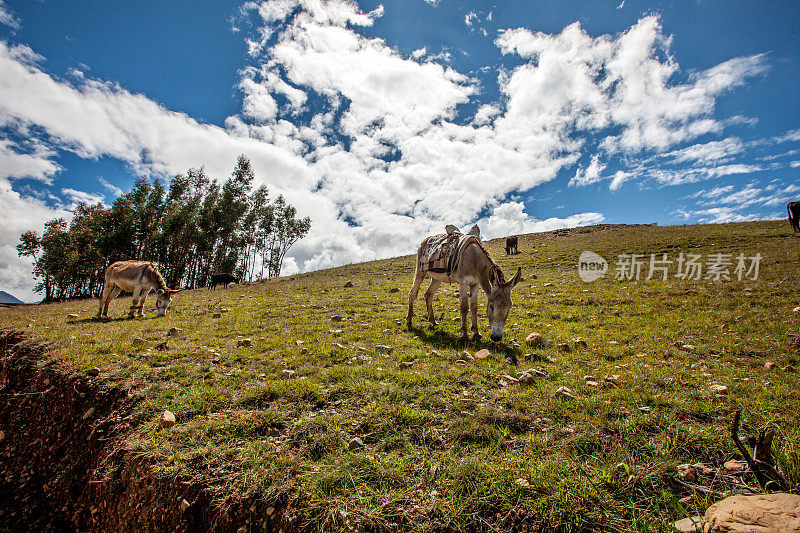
420,232 -> 475,274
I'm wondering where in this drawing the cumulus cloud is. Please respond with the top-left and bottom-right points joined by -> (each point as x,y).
0,176 -> 71,302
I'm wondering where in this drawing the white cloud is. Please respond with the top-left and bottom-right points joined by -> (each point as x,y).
662,137 -> 743,165
680,181 -> 799,224
609,170 -> 633,191
569,154 -> 606,187
0,138 -> 61,182
0,176 -> 71,302
0,0 -> 20,30
475,201 -> 604,239
61,187 -> 104,207
98,177 -> 123,196
497,17 -> 767,156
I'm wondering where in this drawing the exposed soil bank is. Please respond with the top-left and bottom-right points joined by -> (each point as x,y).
0,331 -> 250,532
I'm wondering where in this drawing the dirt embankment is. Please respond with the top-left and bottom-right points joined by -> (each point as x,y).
0,331 -> 247,532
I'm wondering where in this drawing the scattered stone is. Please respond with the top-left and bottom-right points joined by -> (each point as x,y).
388,288 -> 399,293
514,478 -> 530,488
375,345 -> 393,354
638,406 -> 652,413
764,361 -> 776,370
709,384 -> 728,396
160,411 -> 176,428
583,375 -> 595,381
518,372 -> 535,385
348,437 -> 365,450
543,282 -> 554,287
455,360 -> 468,366
279,369 -> 296,379
609,340 -> 619,346
604,374 -> 620,385
179,498 -> 190,512
398,361 -> 416,369
585,380 -> 599,387
86,367 -> 100,377
723,459 -> 746,472
328,329 -> 343,335
557,342 -> 571,352
676,464 -> 697,483
704,493 -> 800,533
156,341 -> 168,351
672,516 -> 702,533
554,386 -> 576,399
793,306 -> 800,313
331,315 -> 344,322
82,407 -> 96,420
474,349 -> 491,360
344,280 -> 354,288
300,347 -> 309,355
237,338 -> 252,347
167,327 -> 183,337
682,344 -> 696,352
525,332 -> 543,348
334,343 -> 346,349
67,314 -> 79,319
295,340 -> 304,346
782,365 -> 796,373
573,338 -> 587,348
212,312 -> 222,318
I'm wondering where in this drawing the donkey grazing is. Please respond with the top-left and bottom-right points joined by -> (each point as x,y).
96,261 -> 180,318
407,234 -> 522,342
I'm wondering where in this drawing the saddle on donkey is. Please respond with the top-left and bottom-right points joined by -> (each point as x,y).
419,225 -> 480,275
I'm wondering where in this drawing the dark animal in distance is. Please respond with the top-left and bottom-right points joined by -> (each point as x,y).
209,273 -> 238,290
505,236 -> 518,255
789,201 -> 800,233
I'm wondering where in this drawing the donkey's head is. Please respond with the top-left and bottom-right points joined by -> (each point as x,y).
486,266 -> 523,342
156,288 -> 181,316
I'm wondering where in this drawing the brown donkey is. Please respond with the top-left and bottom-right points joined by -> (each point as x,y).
407,235 -> 522,342
97,261 -> 180,318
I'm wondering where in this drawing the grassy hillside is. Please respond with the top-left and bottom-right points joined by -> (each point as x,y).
2,221 -> 800,531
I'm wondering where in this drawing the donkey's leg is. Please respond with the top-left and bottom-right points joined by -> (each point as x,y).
424,278 -> 441,326
128,288 -> 143,318
97,283 -> 111,318
406,267 -> 426,328
458,281 -> 470,342
469,283 -> 481,340
102,285 -> 121,317
137,289 -> 149,317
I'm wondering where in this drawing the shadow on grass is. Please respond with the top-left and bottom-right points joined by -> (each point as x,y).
72,315 -> 160,324
409,323 -> 522,359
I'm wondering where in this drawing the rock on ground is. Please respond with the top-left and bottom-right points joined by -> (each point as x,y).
160,410 -> 176,428
525,332 -> 543,348
703,493 -> 800,532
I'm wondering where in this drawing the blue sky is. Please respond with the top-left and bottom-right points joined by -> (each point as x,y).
0,0 -> 798,300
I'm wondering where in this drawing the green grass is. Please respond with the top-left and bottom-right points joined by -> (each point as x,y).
3,220 -> 800,531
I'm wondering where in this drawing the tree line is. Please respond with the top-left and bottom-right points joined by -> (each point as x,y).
17,155 -> 311,301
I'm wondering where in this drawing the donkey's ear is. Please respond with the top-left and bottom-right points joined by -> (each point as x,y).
507,267 -> 523,289
489,268 -> 500,289
157,289 -> 164,295
170,288 -> 182,294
